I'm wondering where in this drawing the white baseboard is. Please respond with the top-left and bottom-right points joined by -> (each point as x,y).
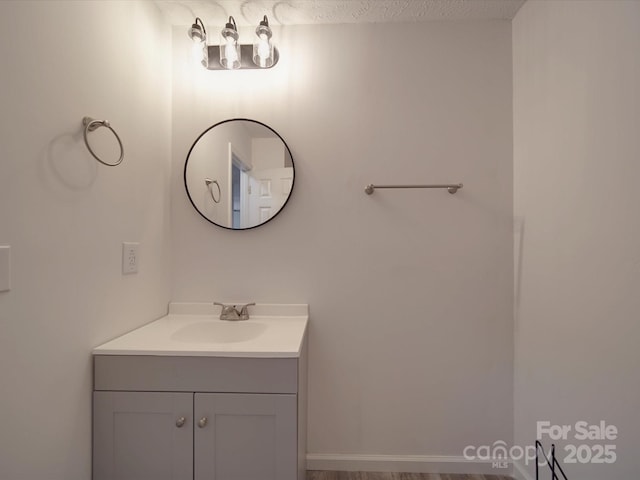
306,453 -> 513,476
512,460 -> 535,480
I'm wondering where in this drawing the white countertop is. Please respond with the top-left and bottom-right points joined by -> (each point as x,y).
93,303 -> 309,358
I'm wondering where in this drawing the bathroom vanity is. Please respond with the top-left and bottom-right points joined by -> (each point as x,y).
92,303 -> 308,480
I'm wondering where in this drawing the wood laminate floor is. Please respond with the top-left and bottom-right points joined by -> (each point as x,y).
307,473 -> 513,480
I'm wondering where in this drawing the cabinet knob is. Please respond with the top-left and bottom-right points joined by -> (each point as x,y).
198,416 -> 208,428
175,416 -> 186,428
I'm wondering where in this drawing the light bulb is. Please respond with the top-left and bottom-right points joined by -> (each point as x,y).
257,34 -> 270,67
191,41 -> 206,67
224,36 -> 238,67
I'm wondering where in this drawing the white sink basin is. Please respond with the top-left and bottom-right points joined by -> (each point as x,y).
170,321 -> 268,344
92,303 -> 308,358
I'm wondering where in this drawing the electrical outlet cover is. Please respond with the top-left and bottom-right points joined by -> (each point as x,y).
122,242 -> 139,274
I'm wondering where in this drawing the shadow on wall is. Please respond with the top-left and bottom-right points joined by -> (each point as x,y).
40,128 -> 100,194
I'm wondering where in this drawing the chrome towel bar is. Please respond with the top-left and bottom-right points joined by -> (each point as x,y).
364,183 -> 463,195
82,116 -> 124,167
205,178 -> 221,203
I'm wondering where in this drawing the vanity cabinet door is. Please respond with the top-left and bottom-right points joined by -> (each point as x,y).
194,393 -> 297,480
93,391 -> 193,480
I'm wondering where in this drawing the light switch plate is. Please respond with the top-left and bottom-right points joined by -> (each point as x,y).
0,246 -> 11,292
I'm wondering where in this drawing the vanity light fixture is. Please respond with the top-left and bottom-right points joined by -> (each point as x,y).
188,17 -> 207,67
188,15 -> 279,71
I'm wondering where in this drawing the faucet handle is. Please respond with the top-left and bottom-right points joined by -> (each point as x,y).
213,302 -> 240,320
238,302 -> 255,319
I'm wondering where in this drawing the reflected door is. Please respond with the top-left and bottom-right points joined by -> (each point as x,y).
231,151 -> 251,229
248,167 -> 294,225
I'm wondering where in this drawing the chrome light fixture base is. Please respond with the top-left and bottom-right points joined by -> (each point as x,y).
204,44 -> 279,70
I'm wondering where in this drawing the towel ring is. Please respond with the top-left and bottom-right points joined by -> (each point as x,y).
82,116 -> 124,167
205,178 -> 221,203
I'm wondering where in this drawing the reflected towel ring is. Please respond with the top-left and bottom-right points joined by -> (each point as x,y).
205,178 -> 221,203
82,116 -> 124,166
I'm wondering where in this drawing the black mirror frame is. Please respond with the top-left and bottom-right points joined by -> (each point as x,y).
184,118 -> 295,231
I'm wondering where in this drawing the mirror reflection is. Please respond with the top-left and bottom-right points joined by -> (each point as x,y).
184,119 -> 294,230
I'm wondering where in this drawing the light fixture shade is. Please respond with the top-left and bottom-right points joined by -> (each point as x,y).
191,41 -> 208,67
188,18 -> 207,67
188,23 -> 205,43
200,42 -> 209,68
253,16 -> 274,68
220,17 -> 241,70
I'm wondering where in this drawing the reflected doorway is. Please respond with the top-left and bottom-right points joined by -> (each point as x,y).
230,151 -> 250,229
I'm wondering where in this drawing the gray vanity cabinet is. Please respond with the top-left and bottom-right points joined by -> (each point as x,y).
92,351 -> 307,480
194,393 -> 297,479
93,391 -> 193,480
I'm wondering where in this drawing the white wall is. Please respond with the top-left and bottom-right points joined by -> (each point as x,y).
0,2 -> 172,479
252,138 -> 285,169
172,21 -> 513,463
513,1 -> 640,479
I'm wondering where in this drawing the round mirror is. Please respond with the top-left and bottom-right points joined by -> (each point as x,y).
184,119 -> 295,230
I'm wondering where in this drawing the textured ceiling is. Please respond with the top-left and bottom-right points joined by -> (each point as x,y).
155,0 -> 526,26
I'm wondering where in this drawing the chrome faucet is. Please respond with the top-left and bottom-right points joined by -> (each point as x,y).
214,302 -> 255,321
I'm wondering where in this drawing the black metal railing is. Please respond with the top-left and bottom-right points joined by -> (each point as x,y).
536,440 -> 569,480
